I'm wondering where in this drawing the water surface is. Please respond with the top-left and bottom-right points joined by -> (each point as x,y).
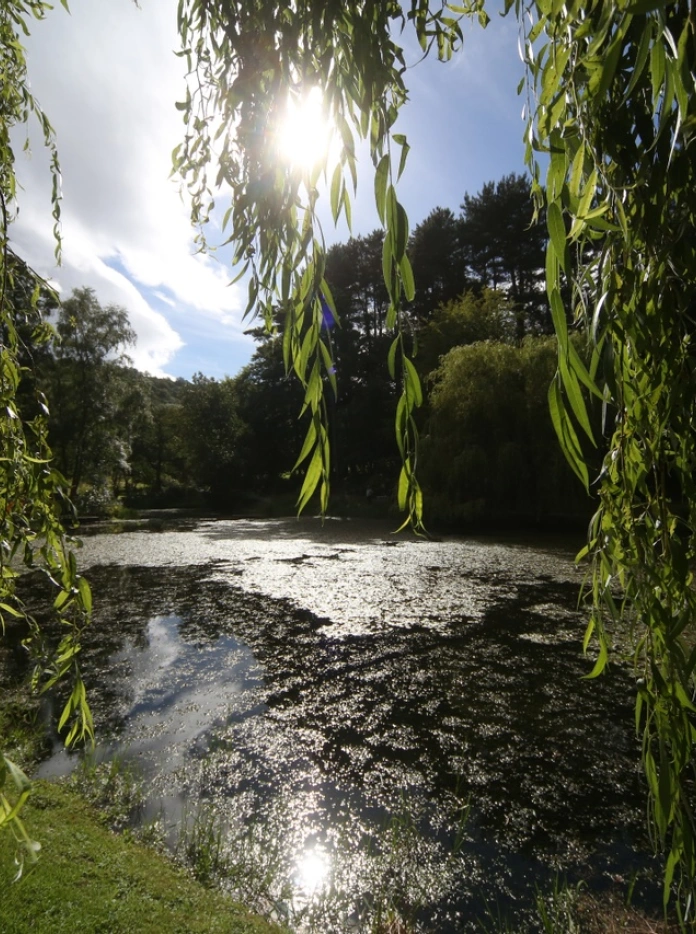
32,518 -> 656,930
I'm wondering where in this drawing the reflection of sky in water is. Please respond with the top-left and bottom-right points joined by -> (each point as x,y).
39,612 -> 265,786
110,615 -> 264,778
39,519 -> 654,931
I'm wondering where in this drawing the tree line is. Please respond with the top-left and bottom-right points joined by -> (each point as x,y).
19,173 -> 594,527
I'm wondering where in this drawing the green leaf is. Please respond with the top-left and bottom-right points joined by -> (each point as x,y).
319,339 -> 337,397
547,202 -> 568,273
582,616 -> 595,653
292,418 -> 317,471
577,168 -> 598,219
387,337 -> 399,380
78,577 -> 92,614
548,379 -> 589,489
395,394 -> 407,457
342,186 -> 353,232
374,155 -> 389,225
658,757 -> 673,834
5,758 -> 31,794
386,186 -> 408,261
320,278 -> 339,322
559,354 -> 595,444
394,134 -> 410,181
397,465 -> 409,511
297,444 -> 323,513
53,589 -> 71,611
331,163 -> 343,224
650,38 -> 666,110
403,356 -> 423,408
663,846 -> 680,908
595,34 -> 623,100
399,253 -> 415,302
382,234 -> 393,300
583,633 -> 608,678
549,287 -> 569,349
567,339 -> 603,400
623,19 -> 653,102
569,144 -> 585,201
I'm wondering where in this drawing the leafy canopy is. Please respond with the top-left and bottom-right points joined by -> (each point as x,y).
0,0 -> 93,876
175,0 -> 488,530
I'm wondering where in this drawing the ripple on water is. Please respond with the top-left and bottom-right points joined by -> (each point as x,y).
22,518 -> 660,931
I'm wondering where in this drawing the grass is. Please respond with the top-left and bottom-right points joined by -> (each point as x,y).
574,891 -> 683,934
0,669 -> 687,933
0,675 -> 49,770
66,753 -> 145,833
0,781 -> 287,934
480,879 -> 685,934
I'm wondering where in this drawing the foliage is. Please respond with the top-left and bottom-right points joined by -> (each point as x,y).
123,373 -> 190,503
177,0 -> 696,913
46,288 -> 136,500
517,0 -> 696,912
408,206 -> 467,324
459,173 -> 548,337
67,753 -> 144,834
416,288 -> 516,376
422,336 -> 592,523
174,0 -> 490,532
180,373 -> 248,506
0,0 -> 93,871
233,336 -> 306,493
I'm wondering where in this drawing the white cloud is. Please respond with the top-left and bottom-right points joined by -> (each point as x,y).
10,0 -> 250,378
8,0 -> 527,379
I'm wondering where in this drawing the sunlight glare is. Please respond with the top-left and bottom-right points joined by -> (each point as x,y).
277,87 -> 334,170
294,845 -> 331,895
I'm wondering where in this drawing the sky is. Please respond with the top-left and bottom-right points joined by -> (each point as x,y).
12,0 -> 528,381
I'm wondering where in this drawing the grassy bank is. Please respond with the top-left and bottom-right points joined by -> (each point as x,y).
0,780 -> 286,934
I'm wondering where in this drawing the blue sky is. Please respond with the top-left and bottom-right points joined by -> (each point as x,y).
13,0 -> 528,381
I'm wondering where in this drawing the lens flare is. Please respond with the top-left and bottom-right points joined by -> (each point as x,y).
276,87 -> 333,170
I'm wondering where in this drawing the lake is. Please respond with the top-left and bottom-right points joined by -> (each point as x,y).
31,517 -> 657,931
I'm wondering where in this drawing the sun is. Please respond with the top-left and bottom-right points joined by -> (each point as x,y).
276,87 -> 334,171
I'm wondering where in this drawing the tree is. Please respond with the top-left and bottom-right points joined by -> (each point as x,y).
324,233 -> 401,488
422,336 -> 594,522
415,288 -> 515,377
459,173 -> 548,338
47,288 -> 136,500
180,374 -> 248,507
234,335 -> 309,492
127,375 -> 189,500
176,0 -> 696,911
0,0 -> 93,870
408,207 -> 467,323
325,231 -> 391,353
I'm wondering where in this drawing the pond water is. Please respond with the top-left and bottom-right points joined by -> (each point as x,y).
31,517 -> 658,930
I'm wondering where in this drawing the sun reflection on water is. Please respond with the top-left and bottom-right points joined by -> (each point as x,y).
294,844 -> 331,896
